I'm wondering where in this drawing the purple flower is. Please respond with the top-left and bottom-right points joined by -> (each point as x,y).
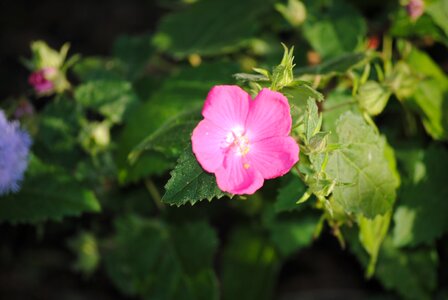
0,110 -> 32,195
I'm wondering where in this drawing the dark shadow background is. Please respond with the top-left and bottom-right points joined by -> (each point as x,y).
0,0 -> 164,99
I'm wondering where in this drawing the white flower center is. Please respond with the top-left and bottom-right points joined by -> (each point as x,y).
225,126 -> 251,157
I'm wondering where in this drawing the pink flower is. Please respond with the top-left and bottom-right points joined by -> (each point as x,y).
406,0 -> 424,21
28,67 -> 56,95
192,85 -> 299,195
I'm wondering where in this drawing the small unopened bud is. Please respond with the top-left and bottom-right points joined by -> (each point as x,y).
28,67 -> 56,95
406,0 -> 425,21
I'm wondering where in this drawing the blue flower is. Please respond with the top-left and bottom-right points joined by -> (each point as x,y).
0,110 -> 31,196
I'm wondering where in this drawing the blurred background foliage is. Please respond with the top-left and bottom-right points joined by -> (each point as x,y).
0,0 -> 448,299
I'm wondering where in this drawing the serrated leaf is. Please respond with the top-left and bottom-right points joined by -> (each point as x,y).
162,146 -> 225,206
75,79 -> 139,124
105,216 -> 218,300
325,112 -> 399,218
153,0 -> 272,58
393,146 -> 448,247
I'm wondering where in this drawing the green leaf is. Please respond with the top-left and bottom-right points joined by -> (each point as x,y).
274,175 -> 307,212
75,79 -> 139,124
73,57 -> 125,81
404,47 -> 448,140
302,0 -> 366,58
105,216 -> 218,300
322,90 -> 359,134
295,52 -> 368,76
0,157 -> 100,224
221,228 -> 279,300
350,231 -> 438,300
393,146 -> 448,247
357,80 -> 391,116
390,9 -> 448,46
325,112 -> 399,218
113,34 -> 154,80
426,0 -> 448,38
153,0 -> 273,58
129,105 -> 202,163
268,214 -> 318,257
162,146 -> 225,206
358,212 -> 392,277
67,232 -> 100,277
303,97 -> 321,142
275,0 -> 307,27
33,98 -> 84,170
375,238 -> 438,300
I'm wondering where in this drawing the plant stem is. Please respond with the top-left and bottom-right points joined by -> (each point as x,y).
144,178 -> 165,212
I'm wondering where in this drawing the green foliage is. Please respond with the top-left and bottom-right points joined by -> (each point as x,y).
295,52 -> 369,76
403,46 -> 448,140
325,112 -> 399,218
274,175 -> 307,212
351,233 -> 438,300
3,1 -> 448,298
75,79 -> 139,124
426,0 -> 448,38
358,212 -> 392,277
221,229 -> 279,300
303,0 -> 366,58
162,146 -> 225,206
393,146 -> 448,247
357,80 -> 391,116
153,0 -> 273,58
129,106 -> 202,162
113,34 -> 154,80
0,156 -> 100,223
105,216 -> 219,300
68,232 -> 100,276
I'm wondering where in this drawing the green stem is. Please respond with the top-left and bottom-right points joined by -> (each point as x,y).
144,179 -> 165,212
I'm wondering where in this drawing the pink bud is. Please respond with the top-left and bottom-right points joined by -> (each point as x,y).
406,0 -> 425,21
28,67 -> 57,95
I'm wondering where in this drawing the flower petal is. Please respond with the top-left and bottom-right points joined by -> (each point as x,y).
202,85 -> 250,130
248,136 -> 299,179
215,154 -> 264,195
245,88 -> 292,141
192,119 -> 228,173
